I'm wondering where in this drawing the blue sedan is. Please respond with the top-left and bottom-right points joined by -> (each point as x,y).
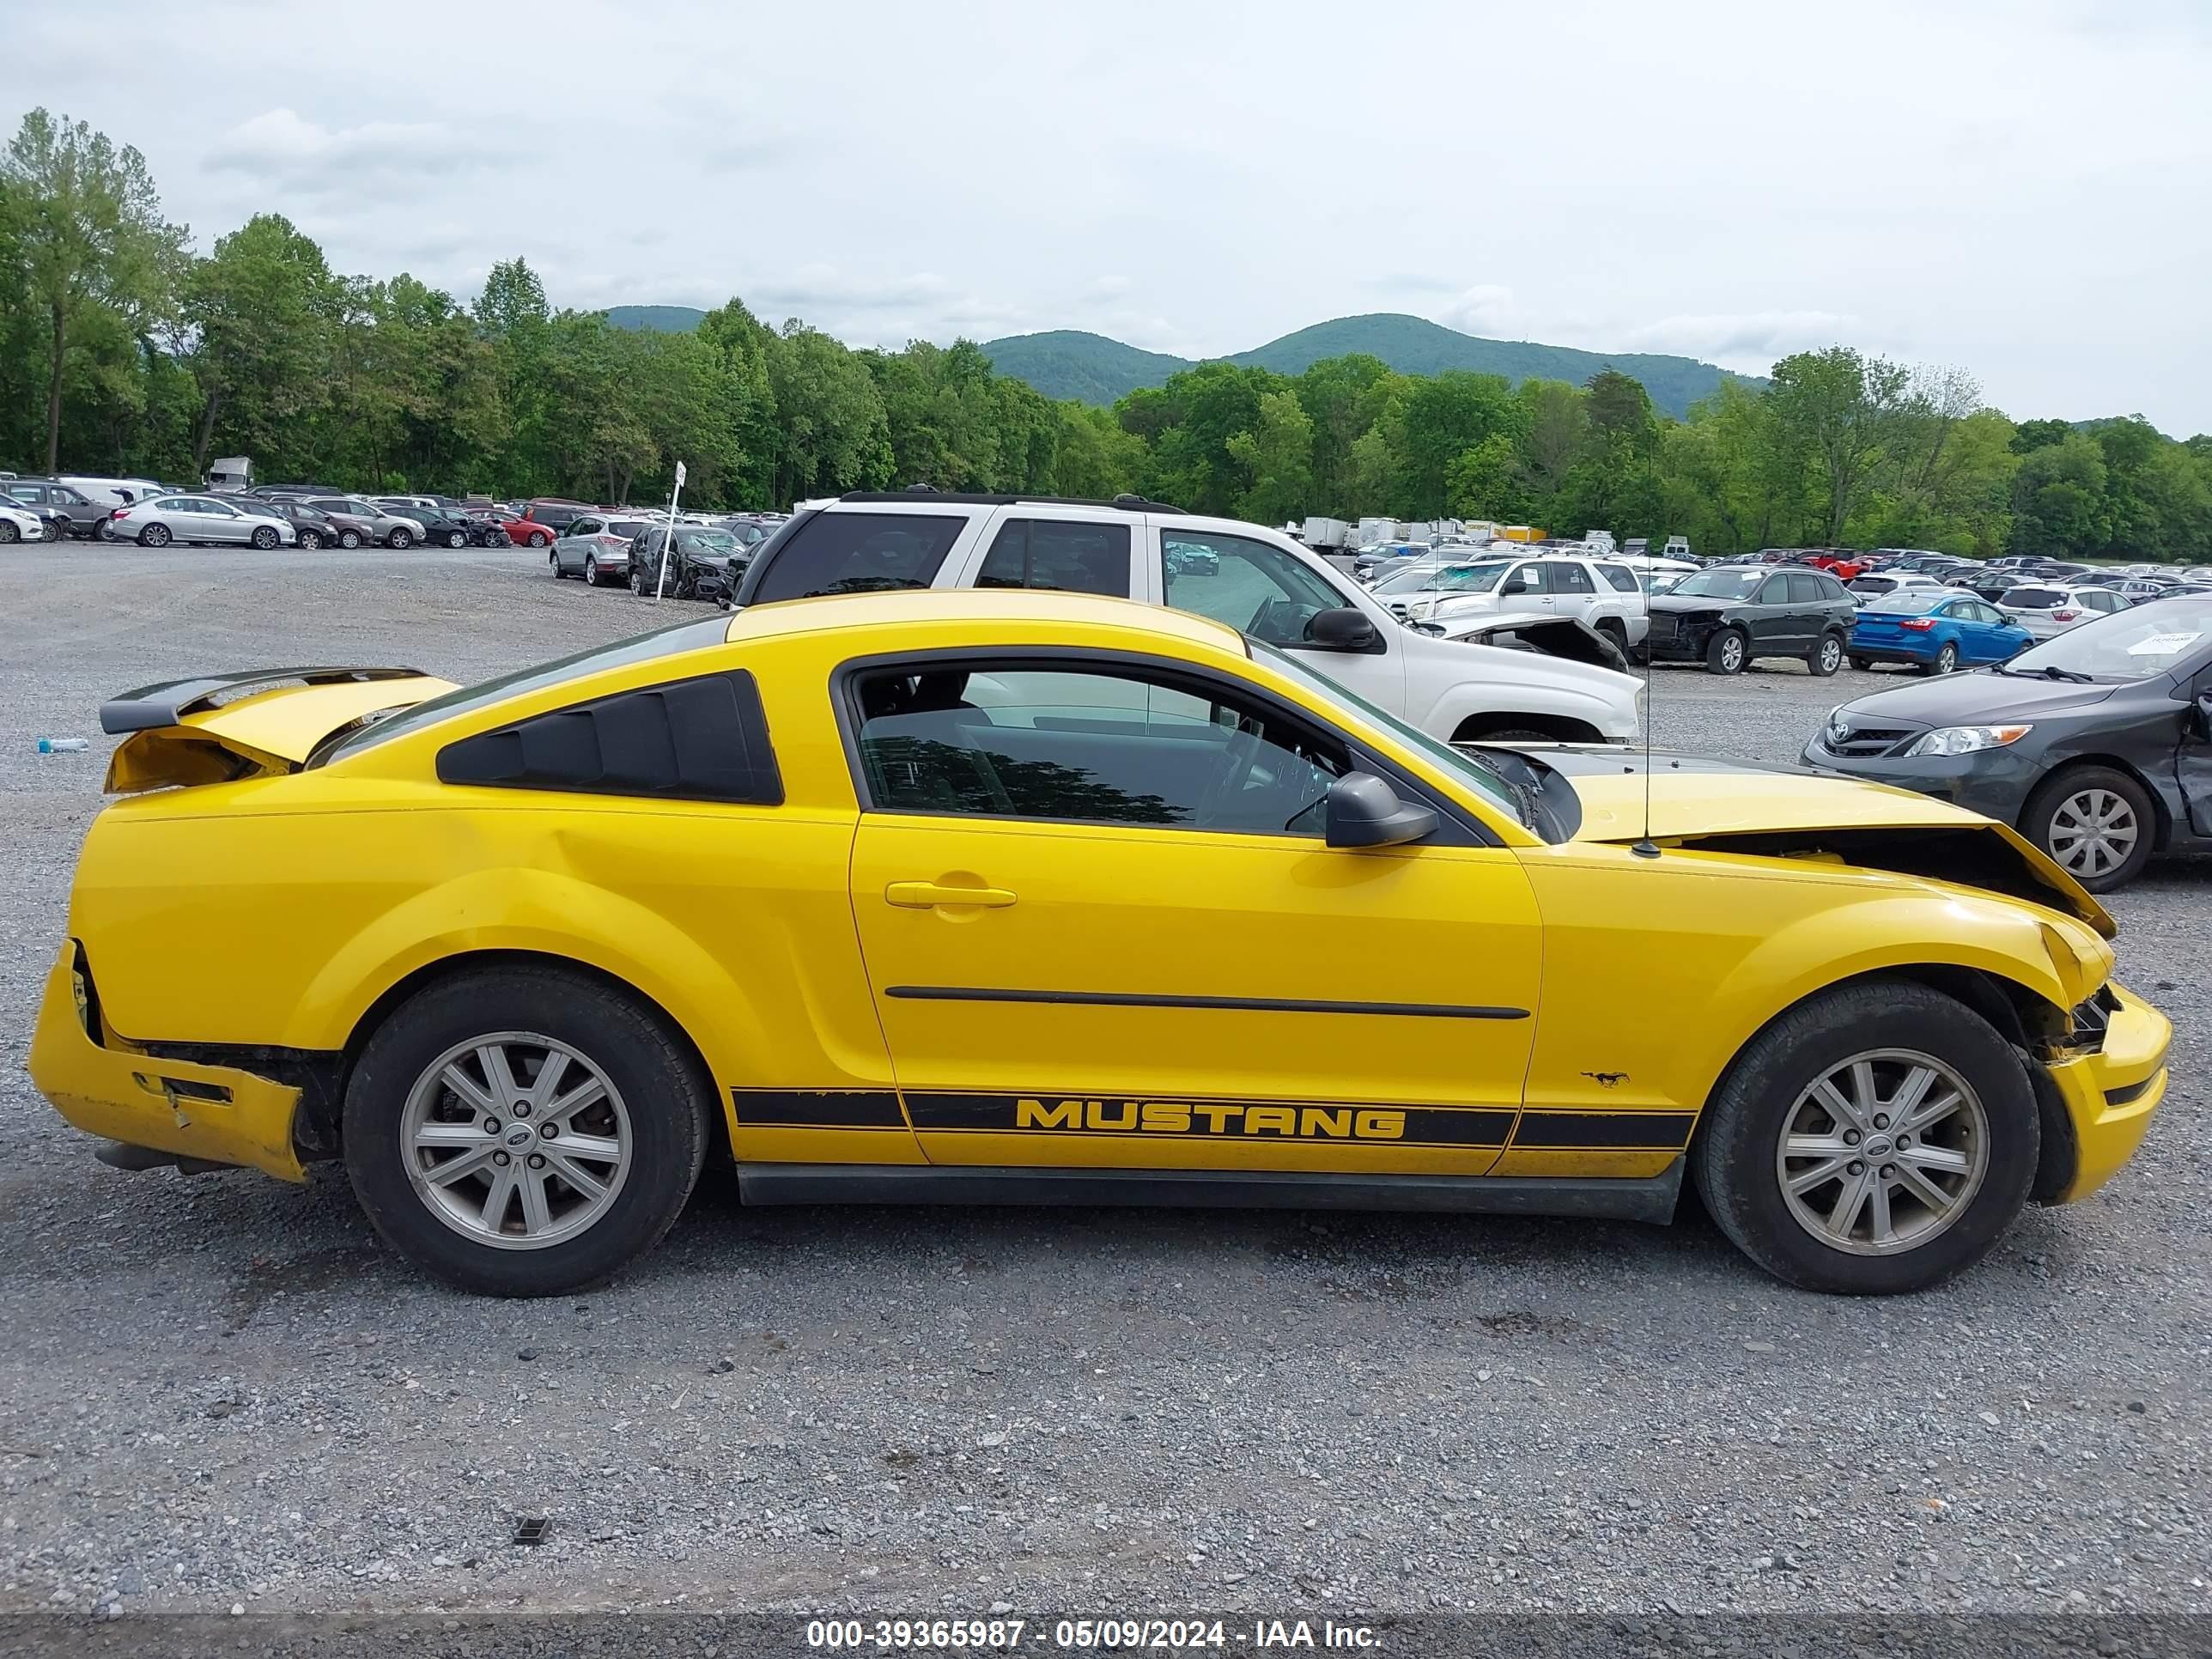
1847,591 -> 2032,674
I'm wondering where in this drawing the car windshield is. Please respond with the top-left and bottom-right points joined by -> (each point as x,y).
674,529 -> 739,556
1864,593 -> 1949,615
1370,565 -> 1448,594
1668,568 -> 1766,600
2002,598 -> 2212,682
1246,639 -> 1531,830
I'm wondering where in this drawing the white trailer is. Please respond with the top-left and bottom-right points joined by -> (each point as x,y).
1302,516 -> 1352,549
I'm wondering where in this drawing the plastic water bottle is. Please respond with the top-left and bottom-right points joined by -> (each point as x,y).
36,738 -> 89,754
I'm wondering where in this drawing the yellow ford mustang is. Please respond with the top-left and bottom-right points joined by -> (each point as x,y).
30,591 -> 2168,1297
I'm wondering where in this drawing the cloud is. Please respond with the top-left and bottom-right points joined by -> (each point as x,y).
1435,285 -> 1520,336
1626,310 -> 1859,363
203,109 -> 510,201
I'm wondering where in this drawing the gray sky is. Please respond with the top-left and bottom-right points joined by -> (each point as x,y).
12,0 -> 2210,432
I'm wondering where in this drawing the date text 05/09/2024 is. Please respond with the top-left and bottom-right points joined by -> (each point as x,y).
805,1617 -> 1383,1650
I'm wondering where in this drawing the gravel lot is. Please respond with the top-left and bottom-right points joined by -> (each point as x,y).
1,545 -> 2206,1628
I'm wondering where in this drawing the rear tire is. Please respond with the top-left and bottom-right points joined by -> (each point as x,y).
550,551 -> 565,578
139,523 -> 170,548
1923,641 -> 1960,676
1850,654 -> 1874,672
1808,632 -> 1844,677
1692,978 -> 2038,1295
2021,765 -> 2154,892
343,966 -> 711,1297
584,556 -> 600,586
1705,628 -> 1747,674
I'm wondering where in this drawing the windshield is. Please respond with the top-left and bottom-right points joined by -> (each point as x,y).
1865,592 -> 1949,615
674,529 -> 740,556
1246,639 -> 1530,829
1668,568 -> 1767,600
2003,598 -> 2212,682
1371,565 -> 1448,594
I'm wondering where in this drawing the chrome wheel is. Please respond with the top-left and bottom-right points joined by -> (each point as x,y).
1718,634 -> 1744,672
1777,1048 -> 1990,1256
1818,636 -> 1841,672
398,1033 -> 633,1252
2047,788 -> 2139,879
1934,643 -> 1958,674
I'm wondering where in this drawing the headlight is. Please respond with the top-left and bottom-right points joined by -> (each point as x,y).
1902,723 -> 2033,757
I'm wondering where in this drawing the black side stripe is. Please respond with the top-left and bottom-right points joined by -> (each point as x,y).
883,987 -> 1529,1020
728,1089 -> 906,1129
1510,1111 -> 1696,1151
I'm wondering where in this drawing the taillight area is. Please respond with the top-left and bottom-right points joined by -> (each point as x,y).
1899,617 -> 1937,632
2051,610 -> 2079,623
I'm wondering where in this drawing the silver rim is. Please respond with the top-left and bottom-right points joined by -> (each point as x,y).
1720,635 -> 1743,671
1777,1048 -> 1990,1256
1820,637 -> 1840,671
398,1033 -> 632,1251
1936,646 -> 1956,672
2048,788 -> 2139,878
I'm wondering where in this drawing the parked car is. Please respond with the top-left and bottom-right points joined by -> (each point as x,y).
233,495 -> 343,549
1846,591 -> 2032,675
1641,566 -> 1857,675
550,513 -> 652,584
0,499 -> 48,544
467,507 -> 538,545
307,498 -> 422,549
730,492 -> 1643,744
1807,594 -> 2212,890
4,478 -> 107,538
1996,584 -> 2130,641
379,501 -> 502,549
1372,554 -> 1651,649
32,593 -> 2164,1296
519,499 -> 593,540
2112,578 -> 2183,604
103,494 -> 294,548
1844,572 -> 1948,605
629,523 -> 751,601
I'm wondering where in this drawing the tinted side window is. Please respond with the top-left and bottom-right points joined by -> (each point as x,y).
1753,578 -> 1789,605
436,669 -> 781,804
1159,531 -> 1352,648
1598,563 -> 1640,592
750,511 -> 967,603
977,519 -> 1133,597
1550,562 -> 1595,594
1817,574 -> 1851,600
850,664 -> 1347,836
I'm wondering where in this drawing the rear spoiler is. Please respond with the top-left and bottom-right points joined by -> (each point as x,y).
100,668 -> 428,735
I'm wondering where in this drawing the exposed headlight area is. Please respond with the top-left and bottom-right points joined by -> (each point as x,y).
1902,723 -> 2033,757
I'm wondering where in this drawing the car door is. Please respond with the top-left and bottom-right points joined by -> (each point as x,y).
842,653 -> 1541,1176
559,515 -> 602,573
1155,525 -> 1407,714
1747,574 -> 1796,653
1541,560 -> 1603,625
1496,559 -> 1548,612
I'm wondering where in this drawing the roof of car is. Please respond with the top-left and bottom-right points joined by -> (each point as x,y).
720,586 -> 1245,653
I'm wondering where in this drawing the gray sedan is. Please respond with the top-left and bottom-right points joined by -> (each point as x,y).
103,495 -> 294,549
1802,594 -> 2212,890
550,514 -> 653,586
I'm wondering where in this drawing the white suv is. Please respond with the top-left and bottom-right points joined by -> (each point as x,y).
731,494 -> 1643,744
1377,552 -> 1651,647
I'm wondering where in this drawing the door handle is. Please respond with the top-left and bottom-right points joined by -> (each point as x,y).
885,880 -> 1018,909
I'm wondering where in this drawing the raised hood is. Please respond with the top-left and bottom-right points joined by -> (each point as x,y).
1542,749 -> 2115,938
100,667 -> 457,793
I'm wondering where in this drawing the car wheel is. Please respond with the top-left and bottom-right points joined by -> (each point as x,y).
447,529 -> 468,549
528,530 -> 551,548
550,551 -> 565,579
1692,977 -> 2037,1294
629,564 -> 647,596
139,523 -> 170,548
1705,628 -> 1747,675
0,520 -> 17,544
298,530 -> 323,550
388,528 -> 414,550
584,556 -> 599,586
251,526 -> 279,550
342,964 -> 711,1297
1808,632 -> 1844,677
338,530 -> 362,550
1924,641 -> 1960,677
489,531 -> 510,548
46,520 -> 67,542
1849,654 -> 1875,672
2021,765 -> 2154,892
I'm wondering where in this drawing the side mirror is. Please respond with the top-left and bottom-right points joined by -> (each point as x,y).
1306,607 -> 1379,652
2191,693 -> 2212,742
1324,772 -> 1437,849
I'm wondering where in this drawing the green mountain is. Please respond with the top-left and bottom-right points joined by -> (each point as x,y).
605,304 -> 708,331
605,303 -> 1747,417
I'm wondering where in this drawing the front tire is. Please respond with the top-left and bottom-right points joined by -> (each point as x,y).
1705,628 -> 1747,675
1692,979 -> 2038,1295
387,528 -> 415,550
446,529 -> 468,549
0,520 -> 17,544
343,966 -> 710,1297
338,530 -> 362,550
298,530 -> 323,550
1808,632 -> 1844,677
2021,765 -> 2154,891
251,526 -> 279,550
527,529 -> 551,548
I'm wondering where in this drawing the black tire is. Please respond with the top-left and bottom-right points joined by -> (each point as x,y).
1705,628 -> 1747,675
298,530 -> 323,550
338,530 -> 362,550
1692,978 -> 2039,1295
1849,654 -> 1875,672
251,526 -> 279,550
343,965 -> 711,1297
2020,764 -> 2154,893
527,529 -> 551,548
0,520 -> 17,544
550,551 -> 566,579
139,523 -> 170,548
489,531 -> 510,548
584,556 -> 600,586
630,564 -> 647,596
1808,631 -> 1844,677
443,529 -> 465,548
387,528 -> 414,550
1923,641 -> 1960,677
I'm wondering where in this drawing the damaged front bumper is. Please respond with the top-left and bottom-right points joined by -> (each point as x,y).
2039,980 -> 2168,1204
26,944 -> 307,1182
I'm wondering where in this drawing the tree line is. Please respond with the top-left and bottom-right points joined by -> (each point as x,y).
5,107 -> 2209,562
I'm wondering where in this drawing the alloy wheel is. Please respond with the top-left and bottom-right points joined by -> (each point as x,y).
2047,788 -> 2139,879
1721,635 -> 1744,672
1776,1048 -> 1990,1255
398,1033 -> 633,1251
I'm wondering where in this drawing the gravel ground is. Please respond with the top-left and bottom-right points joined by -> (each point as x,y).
0,545 -> 2206,1629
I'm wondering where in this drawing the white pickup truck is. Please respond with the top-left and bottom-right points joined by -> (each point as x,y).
730,493 -> 1643,744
